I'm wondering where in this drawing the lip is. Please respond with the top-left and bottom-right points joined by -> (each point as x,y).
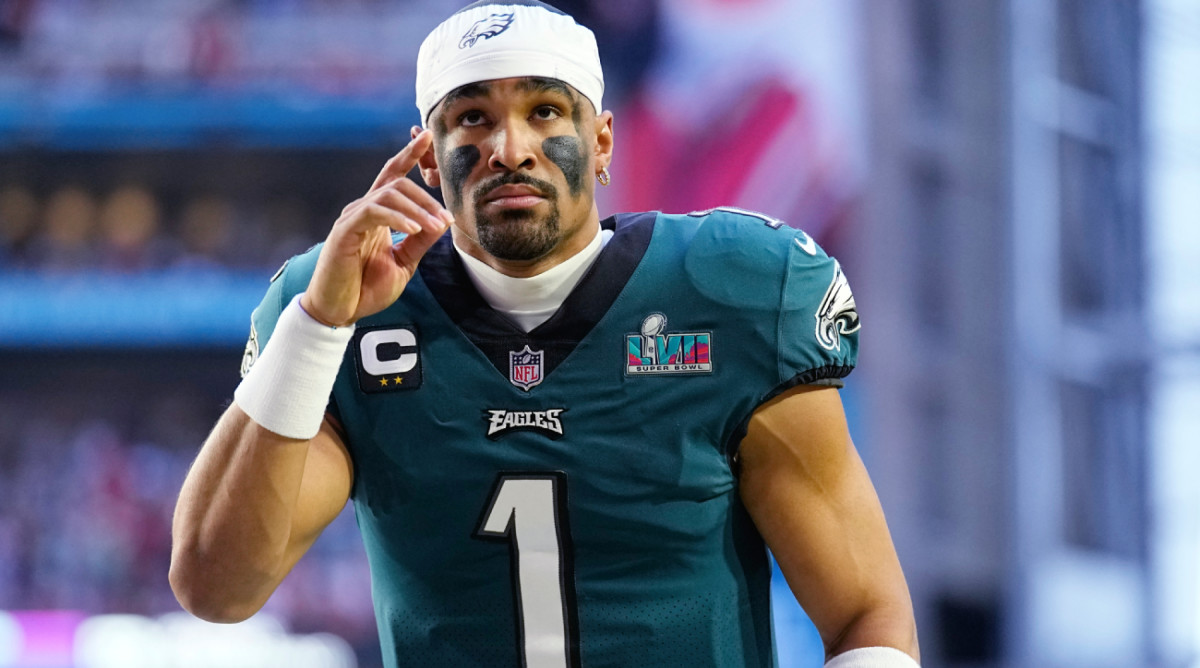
483,184 -> 546,208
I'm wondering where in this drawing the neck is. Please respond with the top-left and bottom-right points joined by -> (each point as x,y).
452,223 -> 610,332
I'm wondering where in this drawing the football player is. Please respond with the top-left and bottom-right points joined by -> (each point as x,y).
170,2 -> 920,666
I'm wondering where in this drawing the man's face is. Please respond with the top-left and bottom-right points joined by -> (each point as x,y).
426,76 -> 610,265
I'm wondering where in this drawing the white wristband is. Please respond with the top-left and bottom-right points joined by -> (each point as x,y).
825,647 -> 920,668
234,294 -> 355,439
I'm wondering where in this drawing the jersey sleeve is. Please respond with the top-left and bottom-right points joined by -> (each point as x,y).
776,229 -> 859,387
682,206 -> 859,391
238,245 -> 324,379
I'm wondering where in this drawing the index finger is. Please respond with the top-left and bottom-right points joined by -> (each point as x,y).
367,128 -> 435,194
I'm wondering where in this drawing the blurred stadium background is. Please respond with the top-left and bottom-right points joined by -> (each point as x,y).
0,0 -> 1196,666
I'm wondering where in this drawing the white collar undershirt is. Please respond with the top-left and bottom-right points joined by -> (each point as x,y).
453,226 -> 614,332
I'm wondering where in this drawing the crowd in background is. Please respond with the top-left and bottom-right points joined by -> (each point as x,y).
0,183 -> 318,273
0,377 -> 381,660
0,0 -> 657,104
0,0 -> 428,96
0,168 -> 372,652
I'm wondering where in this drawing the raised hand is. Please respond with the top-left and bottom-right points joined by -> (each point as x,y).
301,129 -> 452,327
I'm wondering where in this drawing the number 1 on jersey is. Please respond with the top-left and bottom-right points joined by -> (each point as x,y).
476,473 -> 580,668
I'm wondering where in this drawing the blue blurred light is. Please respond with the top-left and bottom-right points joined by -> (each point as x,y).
0,90 -> 416,150
0,270 -> 267,347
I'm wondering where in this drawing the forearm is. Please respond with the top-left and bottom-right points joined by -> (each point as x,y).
169,405 -> 313,622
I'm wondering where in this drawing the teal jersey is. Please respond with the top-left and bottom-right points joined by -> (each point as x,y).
245,209 -> 860,668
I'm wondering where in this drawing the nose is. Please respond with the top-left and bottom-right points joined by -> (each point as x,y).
486,117 -> 538,173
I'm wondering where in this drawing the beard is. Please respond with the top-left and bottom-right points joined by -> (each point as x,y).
470,173 -> 562,262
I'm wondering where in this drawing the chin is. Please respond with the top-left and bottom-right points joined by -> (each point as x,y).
478,229 -> 557,262
474,209 -> 561,262
479,235 -> 557,263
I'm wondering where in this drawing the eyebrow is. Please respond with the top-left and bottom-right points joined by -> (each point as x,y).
432,77 -> 580,127
440,77 -> 577,111
515,77 -> 578,104
437,82 -> 493,114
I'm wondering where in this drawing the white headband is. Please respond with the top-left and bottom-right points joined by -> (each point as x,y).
416,2 -> 605,126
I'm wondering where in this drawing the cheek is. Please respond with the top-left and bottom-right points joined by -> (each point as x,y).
444,144 -> 481,207
542,136 -> 588,197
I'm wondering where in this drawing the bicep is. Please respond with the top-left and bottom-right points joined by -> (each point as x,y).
737,386 -> 915,655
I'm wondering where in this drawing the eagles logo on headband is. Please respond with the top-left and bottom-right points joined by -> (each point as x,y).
459,12 -> 516,49
416,1 -> 605,126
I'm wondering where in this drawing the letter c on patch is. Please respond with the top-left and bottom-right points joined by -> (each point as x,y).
360,328 -> 418,376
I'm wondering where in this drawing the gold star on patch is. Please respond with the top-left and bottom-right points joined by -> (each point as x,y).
379,378 -> 389,387
394,376 -> 403,385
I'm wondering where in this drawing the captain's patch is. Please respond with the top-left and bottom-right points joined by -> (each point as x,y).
354,325 -> 423,393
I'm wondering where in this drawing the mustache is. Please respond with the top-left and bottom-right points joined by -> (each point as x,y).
472,172 -> 559,208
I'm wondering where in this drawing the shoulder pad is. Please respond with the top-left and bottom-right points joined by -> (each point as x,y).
672,207 -> 828,309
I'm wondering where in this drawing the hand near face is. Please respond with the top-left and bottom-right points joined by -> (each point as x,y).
301,130 -> 453,327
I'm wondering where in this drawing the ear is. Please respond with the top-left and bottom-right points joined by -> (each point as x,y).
592,110 -> 614,172
412,125 -> 442,187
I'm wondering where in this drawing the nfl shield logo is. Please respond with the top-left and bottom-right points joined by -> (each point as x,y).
509,345 -> 544,390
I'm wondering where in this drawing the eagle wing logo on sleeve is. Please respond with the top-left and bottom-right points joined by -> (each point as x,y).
460,12 -> 516,49
815,261 -> 860,352
240,322 -> 259,378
